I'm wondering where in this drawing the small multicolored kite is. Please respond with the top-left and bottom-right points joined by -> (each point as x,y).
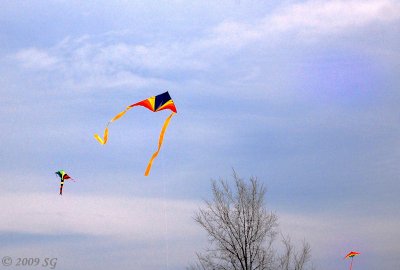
94,91 -> 177,176
345,251 -> 360,259
55,170 -> 75,195
345,251 -> 360,270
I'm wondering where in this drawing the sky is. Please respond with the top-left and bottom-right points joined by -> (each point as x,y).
0,0 -> 399,269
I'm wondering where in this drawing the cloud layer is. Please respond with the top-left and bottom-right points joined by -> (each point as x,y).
1,192 -> 399,269
11,0 -> 400,91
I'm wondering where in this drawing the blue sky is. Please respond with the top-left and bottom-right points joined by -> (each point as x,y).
1,0 -> 399,269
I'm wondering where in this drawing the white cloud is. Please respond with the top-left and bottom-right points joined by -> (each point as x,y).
14,48 -> 58,69
0,193 -> 200,241
1,188 -> 399,269
207,0 -> 400,46
12,37 -> 204,90
203,20 -> 262,50
0,192 -> 205,269
10,0 -> 400,92
267,0 -> 400,37
2,192 -> 398,260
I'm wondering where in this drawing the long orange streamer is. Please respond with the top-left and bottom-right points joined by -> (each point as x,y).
94,106 -> 175,176
145,112 -> 175,176
94,106 -> 133,145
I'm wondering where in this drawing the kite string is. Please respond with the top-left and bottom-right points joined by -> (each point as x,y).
349,256 -> 353,270
162,156 -> 170,270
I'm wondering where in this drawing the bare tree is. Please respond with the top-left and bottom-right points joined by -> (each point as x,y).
188,171 -> 313,270
278,235 -> 313,270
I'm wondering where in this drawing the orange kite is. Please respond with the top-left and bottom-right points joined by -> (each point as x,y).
94,91 -> 177,176
345,251 -> 360,270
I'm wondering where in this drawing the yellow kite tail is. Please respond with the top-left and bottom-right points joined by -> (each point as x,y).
94,127 -> 109,145
94,106 -> 133,145
144,112 -> 175,176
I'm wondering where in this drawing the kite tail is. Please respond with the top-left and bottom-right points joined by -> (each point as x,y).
59,181 -> 64,195
94,127 -> 109,145
349,257 -> 353,270
94,106 -> 135,145
145,112 -> 175,176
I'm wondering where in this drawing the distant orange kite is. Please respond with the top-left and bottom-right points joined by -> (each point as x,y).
345,251 -> 360,270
